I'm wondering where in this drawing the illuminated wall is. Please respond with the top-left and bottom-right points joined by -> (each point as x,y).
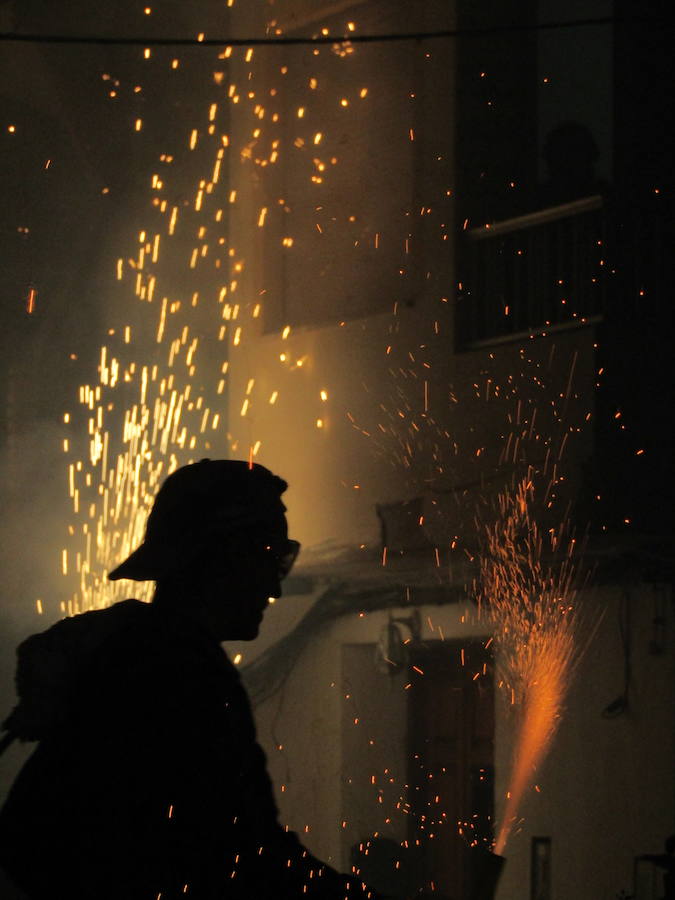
224,0 -> 457,551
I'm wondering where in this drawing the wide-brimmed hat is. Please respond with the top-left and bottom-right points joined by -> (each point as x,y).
108,459 -> 291,581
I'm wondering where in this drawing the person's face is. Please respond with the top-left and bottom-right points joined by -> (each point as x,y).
196,532 -> 299,641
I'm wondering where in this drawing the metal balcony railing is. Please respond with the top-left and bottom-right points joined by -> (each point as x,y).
457,195 -> 608,348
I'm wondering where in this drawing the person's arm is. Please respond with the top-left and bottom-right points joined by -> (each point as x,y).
235,740 -> 388,899
115,637 -> 391,899
216,662 -> 391,899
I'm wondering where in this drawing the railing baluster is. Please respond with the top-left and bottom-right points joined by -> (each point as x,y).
459,195 -> 609,347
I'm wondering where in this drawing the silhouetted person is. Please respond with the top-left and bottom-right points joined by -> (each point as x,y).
0,460 -> 388,899
350,837 -> 423,900
641,835 -> 675,900
538,121 -> 610,208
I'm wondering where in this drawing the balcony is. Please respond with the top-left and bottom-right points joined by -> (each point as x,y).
456,195 -> 607,349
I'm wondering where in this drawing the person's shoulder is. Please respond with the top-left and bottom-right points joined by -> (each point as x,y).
100,602 -> 233,692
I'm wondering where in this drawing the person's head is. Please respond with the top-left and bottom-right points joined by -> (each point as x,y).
543,121 -> 599,182
108,459 -> 299,640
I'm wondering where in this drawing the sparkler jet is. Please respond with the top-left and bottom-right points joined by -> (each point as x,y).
0,460 -> 395,900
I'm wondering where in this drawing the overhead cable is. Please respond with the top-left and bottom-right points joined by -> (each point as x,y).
0,15 -> 638,49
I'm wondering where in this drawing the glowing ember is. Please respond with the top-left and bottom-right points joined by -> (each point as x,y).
473,474 -> 590,855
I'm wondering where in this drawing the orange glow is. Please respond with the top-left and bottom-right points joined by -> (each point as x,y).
475,476 -> 591,855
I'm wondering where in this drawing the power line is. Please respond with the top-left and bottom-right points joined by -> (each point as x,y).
0,15 -> 636,49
